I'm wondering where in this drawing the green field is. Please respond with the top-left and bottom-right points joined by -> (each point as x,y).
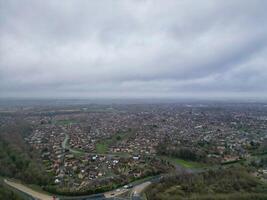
162,156 -> 208,169
96,143 -> 108,154
95,130 -> 134,155
174,158 -> 207,168
54,119 -> 78,125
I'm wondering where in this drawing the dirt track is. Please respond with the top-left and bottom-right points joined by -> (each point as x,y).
4,179 -> 54,200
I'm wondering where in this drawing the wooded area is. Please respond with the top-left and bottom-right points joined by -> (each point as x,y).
145,166 -> 267,200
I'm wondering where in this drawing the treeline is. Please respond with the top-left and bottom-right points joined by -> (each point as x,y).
0,121 -> 52,186
157,142 -> 206,162
145,166 -> 267,200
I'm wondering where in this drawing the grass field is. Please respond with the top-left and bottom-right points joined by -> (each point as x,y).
174,158 -> 207,168
54,119 -> 78,125
95,130 -> 134,154
162,156 -> 208,169
96,143 -> 108,154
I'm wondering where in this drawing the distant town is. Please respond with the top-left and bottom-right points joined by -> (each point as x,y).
0,101 -> 267,199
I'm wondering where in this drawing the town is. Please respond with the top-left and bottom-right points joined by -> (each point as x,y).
1,101 -> 267,200
1,102 -> 266,195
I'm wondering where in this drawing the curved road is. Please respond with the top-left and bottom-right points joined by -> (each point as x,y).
4,178 -> 134,200
4,175 -> 160,200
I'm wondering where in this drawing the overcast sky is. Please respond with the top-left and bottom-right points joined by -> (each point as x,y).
0,0 -> 267,100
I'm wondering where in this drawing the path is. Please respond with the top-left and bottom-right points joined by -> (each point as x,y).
4,179 -> 54,200
130,181 -> 151,200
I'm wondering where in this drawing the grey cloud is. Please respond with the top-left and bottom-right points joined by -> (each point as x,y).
0,0 -> 267,99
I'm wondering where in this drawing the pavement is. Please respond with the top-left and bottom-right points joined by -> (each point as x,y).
104,188 -> 129,198
130,181 -> 151,200
4,179 -> 54,200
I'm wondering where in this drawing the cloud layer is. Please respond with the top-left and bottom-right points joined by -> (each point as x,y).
1,0 -> 267,99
